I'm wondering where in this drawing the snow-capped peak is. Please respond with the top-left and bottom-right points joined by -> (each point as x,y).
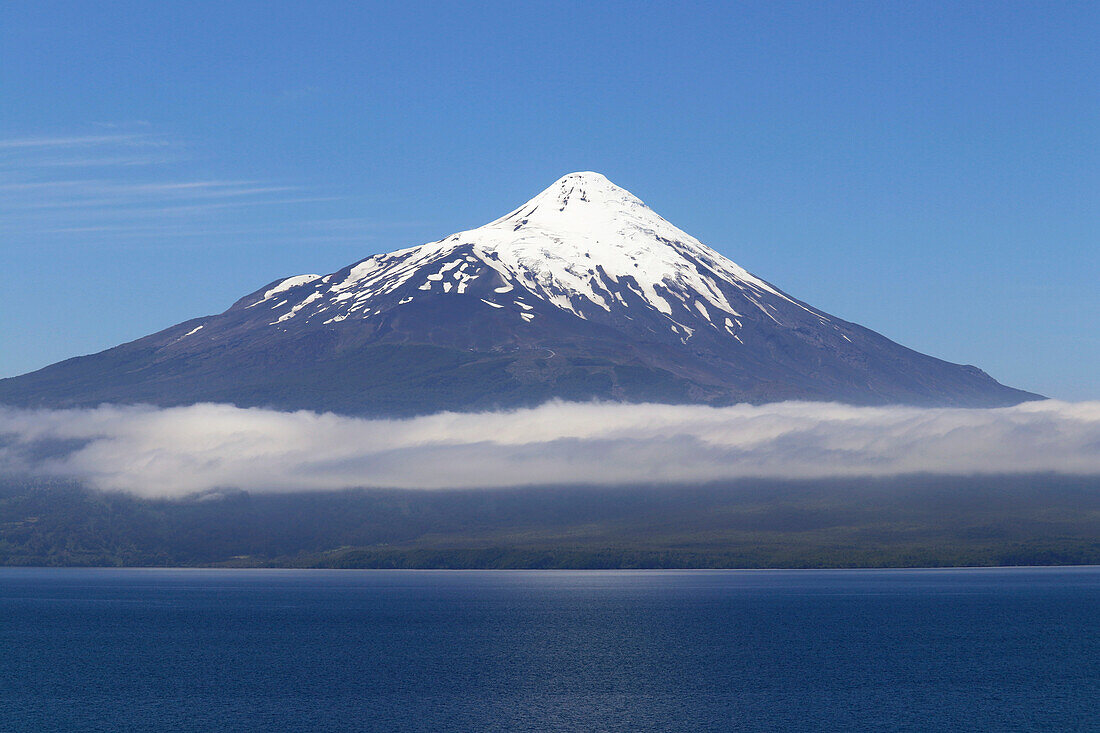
490,171 -> 648,224
454,171 -> 797,318
248,172 -> 820,333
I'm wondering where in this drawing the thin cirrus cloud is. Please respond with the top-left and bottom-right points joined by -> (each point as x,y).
0,133 -> 162,149
1,399 -> 1098,498
0,128 -> 344,241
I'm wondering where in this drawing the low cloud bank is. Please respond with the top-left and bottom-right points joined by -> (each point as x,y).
1,400 -> 1099,498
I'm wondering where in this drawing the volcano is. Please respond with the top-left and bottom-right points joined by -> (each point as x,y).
0,172 -> 1040,414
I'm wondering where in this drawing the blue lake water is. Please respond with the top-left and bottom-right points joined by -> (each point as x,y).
1,567 -> 1097,732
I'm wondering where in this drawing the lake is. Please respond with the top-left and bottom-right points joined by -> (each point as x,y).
1,567 -> 1097,731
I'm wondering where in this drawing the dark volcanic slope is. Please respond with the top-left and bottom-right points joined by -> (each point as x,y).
0,172 -> 1040,414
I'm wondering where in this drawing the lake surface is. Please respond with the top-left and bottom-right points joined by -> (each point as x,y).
1,568 -> 1097,732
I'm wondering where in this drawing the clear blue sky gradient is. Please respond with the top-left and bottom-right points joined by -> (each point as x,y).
1,1 -> 1097,398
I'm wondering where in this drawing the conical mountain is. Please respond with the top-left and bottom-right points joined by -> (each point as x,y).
0,172 -> 1040,414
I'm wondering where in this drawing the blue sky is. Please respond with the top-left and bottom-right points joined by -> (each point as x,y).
1,1 -> 1097,399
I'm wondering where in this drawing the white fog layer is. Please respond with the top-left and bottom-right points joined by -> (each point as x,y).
1,400 -> 1098,498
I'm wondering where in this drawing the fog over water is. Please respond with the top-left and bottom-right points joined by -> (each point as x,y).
2,400 -> 1099,497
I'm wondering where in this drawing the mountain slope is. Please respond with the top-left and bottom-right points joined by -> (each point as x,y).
0,172 -> 1040,414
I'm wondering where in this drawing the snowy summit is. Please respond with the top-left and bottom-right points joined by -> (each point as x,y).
246,171 -> 817,342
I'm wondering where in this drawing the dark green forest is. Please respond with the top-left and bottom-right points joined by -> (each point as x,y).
2,474 -> 1098,568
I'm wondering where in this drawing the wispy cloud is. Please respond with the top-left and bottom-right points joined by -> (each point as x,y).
0,127 -> 363,243
1,400 -> 1098,498
22,154 -> 180,168
0,179 -> 288,195
10,186 -> 304,210
0,134 -> 168,149
90,120 -> 151,129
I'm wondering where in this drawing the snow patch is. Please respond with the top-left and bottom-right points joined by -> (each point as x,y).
263,274 -> 320,300
274,291 -> 322,323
